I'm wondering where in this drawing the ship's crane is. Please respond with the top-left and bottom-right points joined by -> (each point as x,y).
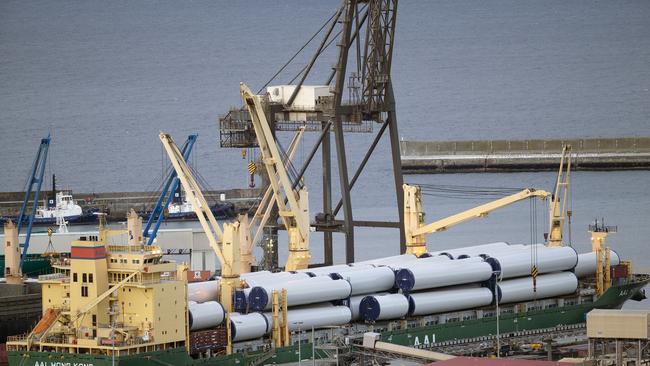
143,134 -> 198,245
241,83 -> 311,271
16,135 -> 51,271
547,144 -> 572,247
143,130 -> 303,271
404,184 -> 550,256
244,126 -> 306,270
159,132 -> 241,311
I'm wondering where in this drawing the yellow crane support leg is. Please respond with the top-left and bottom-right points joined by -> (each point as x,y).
272,290 -> 281,348
403,184 -> 427,256
604,247 -> 612,291
596,246 -> 604,296
281,288 -> 290,347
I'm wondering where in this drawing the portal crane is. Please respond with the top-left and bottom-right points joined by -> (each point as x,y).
404,184 -> 550,256
240,83 -> 311,271
16,135 -> 51,271
159,132 -> 241,311
220,0 -> 403,264
143,134 -> 198,245
547,144 -> 572,247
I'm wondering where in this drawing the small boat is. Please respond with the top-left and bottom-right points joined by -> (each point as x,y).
33,191 -> 98,225
0,191 -> 98,226
140,197 -> 236,221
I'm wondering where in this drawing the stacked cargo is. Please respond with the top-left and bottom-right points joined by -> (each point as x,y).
185,242 -> 619,343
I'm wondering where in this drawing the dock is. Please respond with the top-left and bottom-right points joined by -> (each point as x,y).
0,188 -> 262,220
400,137 -> 650,173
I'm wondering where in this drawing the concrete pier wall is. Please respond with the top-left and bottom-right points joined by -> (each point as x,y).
400,137 -> 650,173
0,188 -> 262,218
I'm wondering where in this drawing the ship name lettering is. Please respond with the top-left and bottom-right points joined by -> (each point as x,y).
413,333 -> 435,348
33,362 -> 94,366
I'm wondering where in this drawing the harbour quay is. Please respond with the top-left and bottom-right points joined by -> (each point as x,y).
0,188 -> 261,220
401,137 -> 650,173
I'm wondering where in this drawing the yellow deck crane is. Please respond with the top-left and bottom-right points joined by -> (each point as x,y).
160,132 -> 241,311
547,144 -> 572,247
404,185 -> 551,256
242,126 -> 306,271
240,83 -> 311,271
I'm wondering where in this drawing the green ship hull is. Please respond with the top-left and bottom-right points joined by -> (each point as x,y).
8,277 -> 648,366
0,254 -> 54,277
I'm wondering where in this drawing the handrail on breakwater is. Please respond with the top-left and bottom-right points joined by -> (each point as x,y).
400,137 -> 650,173
400,137 -> 650,156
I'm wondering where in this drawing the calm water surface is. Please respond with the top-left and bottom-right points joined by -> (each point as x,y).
1,0 -> 649,303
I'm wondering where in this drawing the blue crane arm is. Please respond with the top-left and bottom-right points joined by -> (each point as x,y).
143,134 -> 198,244
17,135 -> 51,270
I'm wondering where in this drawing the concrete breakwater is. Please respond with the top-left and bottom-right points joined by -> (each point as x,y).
400,137 -> 650,173
0,188 -> 262,220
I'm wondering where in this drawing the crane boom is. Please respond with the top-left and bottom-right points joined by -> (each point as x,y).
17,135 -> 51,270
548,144 -> 572,247
159,132 -> 240,311
250,127 -> 306,249
143,134 -> 198,244
404,184 -> 550,256
240,83 -> 311,270
239,127 -> 305,272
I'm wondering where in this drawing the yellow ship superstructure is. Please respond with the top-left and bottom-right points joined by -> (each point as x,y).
7,232 -> 187,356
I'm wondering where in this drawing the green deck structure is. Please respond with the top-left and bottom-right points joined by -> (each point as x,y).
8,275 -> 648,366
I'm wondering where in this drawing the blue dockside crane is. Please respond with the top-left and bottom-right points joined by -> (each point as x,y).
16,135 -> 51,270
143,134 -> 198,244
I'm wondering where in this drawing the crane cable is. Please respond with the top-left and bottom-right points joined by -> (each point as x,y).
257,8 -> 340,94
530,197 -> 539,295
415,183 -> 524,200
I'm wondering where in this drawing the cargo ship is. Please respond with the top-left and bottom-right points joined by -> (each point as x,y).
5,215 -> 648,366
6,131 -> 648,366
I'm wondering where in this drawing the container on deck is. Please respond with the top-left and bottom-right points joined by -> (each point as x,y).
189,326 -> 227,355
188,270 -> 212,283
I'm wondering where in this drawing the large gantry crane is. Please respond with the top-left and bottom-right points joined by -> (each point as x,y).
220,0 -> 402,266
159,132 -> 241,311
